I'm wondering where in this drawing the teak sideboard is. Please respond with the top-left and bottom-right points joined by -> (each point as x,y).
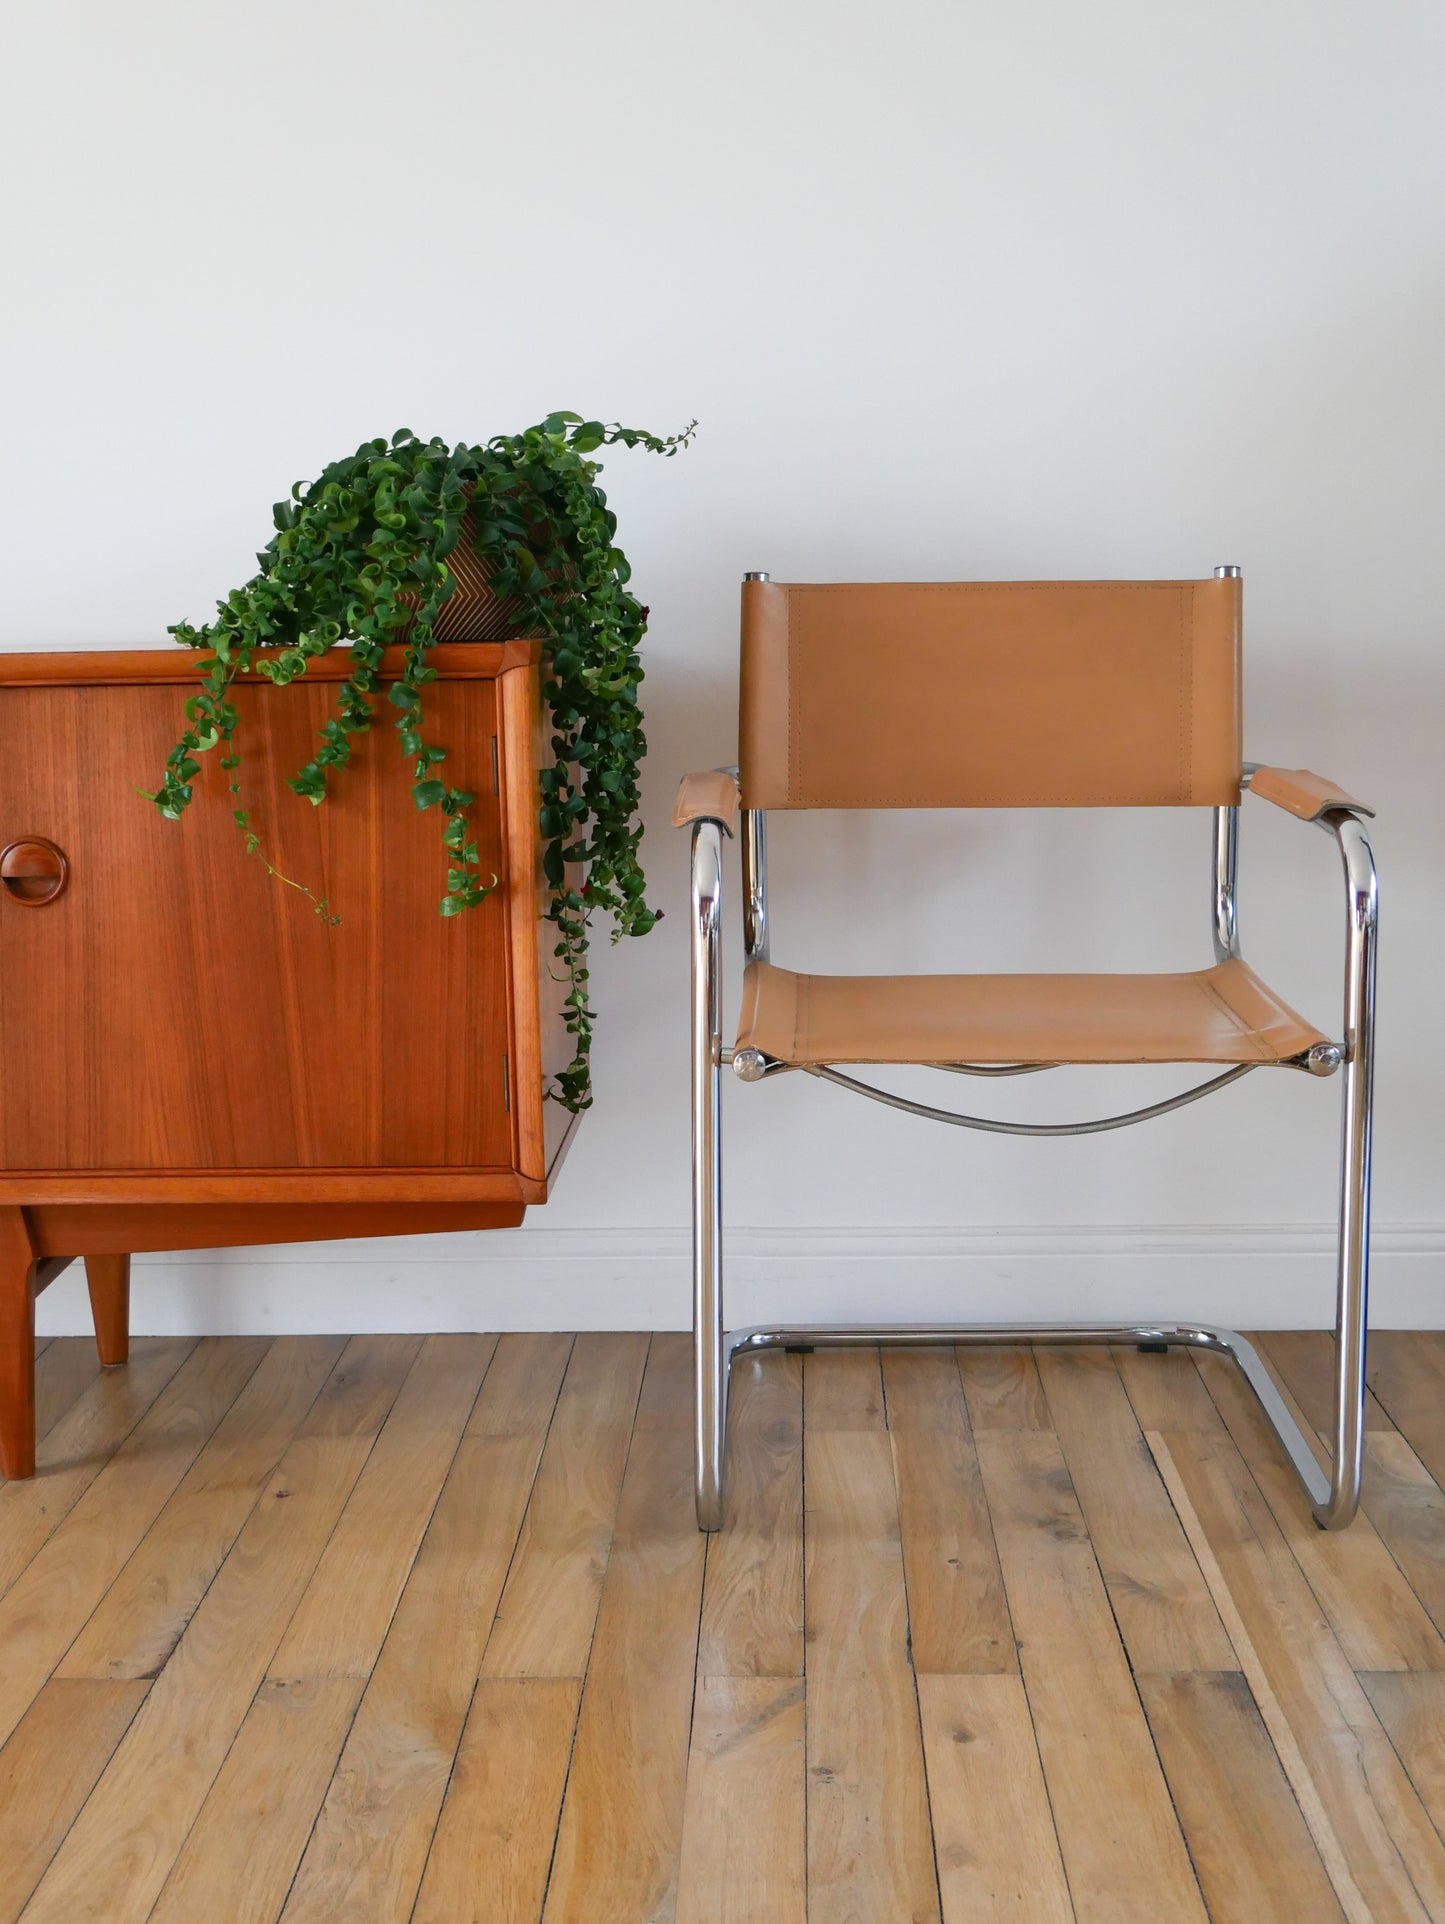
0,641 -> 578,1477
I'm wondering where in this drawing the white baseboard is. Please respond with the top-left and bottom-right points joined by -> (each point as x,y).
33,1222 -> 1445,1336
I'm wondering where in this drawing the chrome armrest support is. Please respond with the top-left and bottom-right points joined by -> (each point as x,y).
1211,804 -> 1241,961
1315,806 -> 1378,1527
741,807 -> 769,962
691,819 -> 724,1059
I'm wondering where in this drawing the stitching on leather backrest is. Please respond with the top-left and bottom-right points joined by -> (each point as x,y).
1180,584 -> 1193,804
785,587 -> 796,807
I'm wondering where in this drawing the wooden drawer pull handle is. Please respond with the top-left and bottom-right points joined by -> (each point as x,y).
1,838 -> 68,905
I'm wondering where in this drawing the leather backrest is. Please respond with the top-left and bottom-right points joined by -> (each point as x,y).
738,578 -> 1242,809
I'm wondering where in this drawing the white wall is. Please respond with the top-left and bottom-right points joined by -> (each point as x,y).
4,0 -> 1442,1333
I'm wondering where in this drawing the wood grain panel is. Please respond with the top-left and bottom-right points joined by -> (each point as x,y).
16,1334 -> 419,1924
497,659 -> 559,1180
266,1333 -> 493,1683
1352,1434 -> 1445,1641
804,1347 -> 885,1431
1111,1342 -> 1224,1431
675,1677 -> 807,1924
1036,1347 -> 1235,1674
541,1419 -> 708,1923
154,1334 -> 564,1924
696,1350 -> 803,1678
1254,1331 -> 1396,1434
917,1672 -> 1073,1924
8,1328 -> 1445,1922
884,1350 -> 1014,1675
1155,1424 -> 1445,1923
974,1430 -> 1206,1923
0,1337 -> 267,1751
0,1208 -> 36,1477
147,1676 -> 359,1924
803,1428 -> 940,1924
0,677 -> 509,1172
1139,1670 -> 1346,1924
1367,1333 -> 1445,1488
412,1678 -> 582,1924
956,1345 -> 1051,1429
880,1345 -> 971,1431
481,1330 -> 648,1679
28,1200 -> 525,1254
0,643 -> 538,686
58,1336 -> 344,1681
1194,1348 -> 1445,1672
0,1679 -> 148,1924
31,1338 -> 102,1441
1359,1672 -> 1445,1839
0,1338 -> 194,1597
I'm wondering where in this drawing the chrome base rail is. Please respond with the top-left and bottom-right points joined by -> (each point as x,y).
726,1321 -> 1334,1514
703,1315 -> 1356,1530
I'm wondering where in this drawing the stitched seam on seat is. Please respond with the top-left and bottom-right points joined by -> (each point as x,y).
1195,971 -> 1271,1060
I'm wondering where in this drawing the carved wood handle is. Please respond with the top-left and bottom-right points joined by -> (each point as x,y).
1,838 -> 68,905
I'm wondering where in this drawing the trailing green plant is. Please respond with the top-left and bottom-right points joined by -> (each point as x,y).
151,412 -> 694,1111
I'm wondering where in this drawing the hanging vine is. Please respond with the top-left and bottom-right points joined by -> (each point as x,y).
150,412 -> 694,1110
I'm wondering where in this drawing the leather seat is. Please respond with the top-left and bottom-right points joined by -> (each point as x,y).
736,956 -> 1328,1066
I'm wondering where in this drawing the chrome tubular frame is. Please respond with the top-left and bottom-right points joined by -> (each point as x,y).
1319,806 -> 1378,1528
690,818 -> 727,1531
1212,804 -> 1241,960
688,688 -> 1377,1532
741,808 -> 768,962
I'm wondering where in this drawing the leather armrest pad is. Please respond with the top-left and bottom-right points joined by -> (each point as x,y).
1249,766 -> 1374,821
673,769 -> 741,834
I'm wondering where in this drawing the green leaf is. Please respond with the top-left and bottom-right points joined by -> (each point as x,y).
412,779 -> 446,810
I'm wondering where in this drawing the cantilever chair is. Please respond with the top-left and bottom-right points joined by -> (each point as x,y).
676,570 -> 1377,1533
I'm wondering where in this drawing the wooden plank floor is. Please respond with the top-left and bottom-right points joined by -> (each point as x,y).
4,1330 -> 1445,1922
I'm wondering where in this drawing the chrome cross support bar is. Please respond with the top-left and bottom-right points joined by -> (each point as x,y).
801,1060 -> 1256,1135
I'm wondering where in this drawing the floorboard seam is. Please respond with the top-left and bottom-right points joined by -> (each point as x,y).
1145,1429 -> 1373,1924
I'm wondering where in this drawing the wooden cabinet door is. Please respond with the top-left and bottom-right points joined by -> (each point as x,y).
0,674 -> 513,1172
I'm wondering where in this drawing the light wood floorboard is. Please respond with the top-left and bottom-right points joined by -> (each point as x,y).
8,1328 -> 1445,1923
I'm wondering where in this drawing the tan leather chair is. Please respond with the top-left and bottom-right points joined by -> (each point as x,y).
676,570 -> 1377,1532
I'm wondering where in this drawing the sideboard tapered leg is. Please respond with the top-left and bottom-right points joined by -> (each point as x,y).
0,1208 -> 38,1480
85,1254 -> 131,1367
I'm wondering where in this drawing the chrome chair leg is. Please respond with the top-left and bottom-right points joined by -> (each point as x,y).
692,821 -> 727,1530
1314,811 -> 1378,1528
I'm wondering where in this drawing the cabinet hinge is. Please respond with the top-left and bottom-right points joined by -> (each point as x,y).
491,735 -> 500,795
501,1052 -> 510,1112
